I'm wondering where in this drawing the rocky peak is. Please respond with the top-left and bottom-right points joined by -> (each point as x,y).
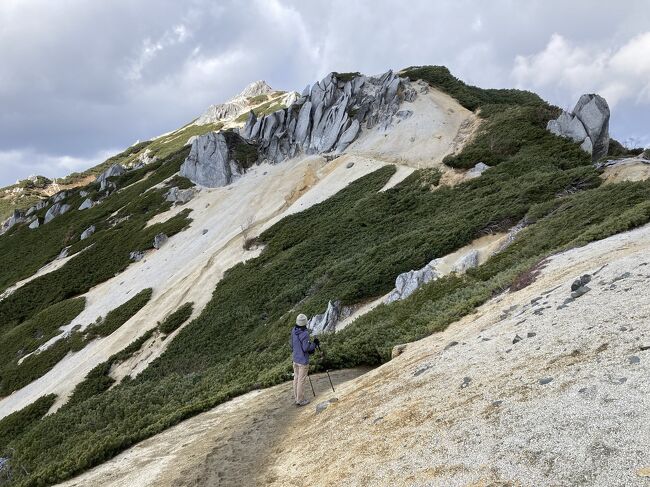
238,80 -> 273,99
241,70 -> 417,164
195,81 -> 275,126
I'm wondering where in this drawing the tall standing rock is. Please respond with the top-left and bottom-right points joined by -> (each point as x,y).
180,132 -> 246,188
547,94 -> 610,161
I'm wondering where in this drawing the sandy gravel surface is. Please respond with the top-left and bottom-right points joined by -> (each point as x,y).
56,224 -> 650,487
56,369 -> 369,487
264,224 -> 650,487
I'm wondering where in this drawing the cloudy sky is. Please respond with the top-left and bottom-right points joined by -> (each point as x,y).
1,0 -> 649,186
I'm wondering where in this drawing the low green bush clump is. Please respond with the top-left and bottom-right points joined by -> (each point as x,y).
0,394 -> 56,452
85,288 -> 153,339
158,302 -> 194,335
0,290 -> 150,397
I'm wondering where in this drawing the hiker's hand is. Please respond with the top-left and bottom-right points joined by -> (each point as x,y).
313,337 -> 320,346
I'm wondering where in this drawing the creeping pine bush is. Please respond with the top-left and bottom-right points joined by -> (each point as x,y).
158,302 -> 194,335
5,66 -> 650,486
0,290 -> 152,397
0,394 -> 56,452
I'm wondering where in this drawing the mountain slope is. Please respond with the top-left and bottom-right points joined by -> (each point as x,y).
0,66 -> 648,486
56,222 -> 650,487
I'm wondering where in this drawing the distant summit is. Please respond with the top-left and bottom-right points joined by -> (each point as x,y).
195,80 -> 275,125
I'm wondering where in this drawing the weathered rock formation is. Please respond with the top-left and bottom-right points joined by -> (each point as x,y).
44,202 -> 71,224
25,200 -> 46,216
129,250 -> 145,262
452,250 -> 479,273
96,164 -> 126,184
78,198 -> 94,210
385,259 -> 442,303
165,187 -> 195,204
28,218 -> 40,230
547,94 -> 610,161
466,162 -> 489,179
308,300 -> 341,335
0,209 -> 26,234
180,132 -> 256,187
137,148 -> 157,165
153,233 -> 168,249
80,225 -> 95,240
52,191 -> 67,204
241,70 -> 417,164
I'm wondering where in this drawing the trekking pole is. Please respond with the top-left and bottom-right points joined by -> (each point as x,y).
308,374 -> 316,398
317,344 -> 335,393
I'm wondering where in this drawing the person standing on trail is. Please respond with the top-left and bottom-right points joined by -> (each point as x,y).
291,314 -> 320,406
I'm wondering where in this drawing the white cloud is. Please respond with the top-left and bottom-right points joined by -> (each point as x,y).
0,148 -> 118,184
512,32 -> 650,107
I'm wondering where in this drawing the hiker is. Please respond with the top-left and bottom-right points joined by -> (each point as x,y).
291,313 -> 320,406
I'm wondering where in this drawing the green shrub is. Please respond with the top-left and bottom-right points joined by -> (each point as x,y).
158,302 -> 194,335
0,394 -> 56,451
84,288 -> 153,340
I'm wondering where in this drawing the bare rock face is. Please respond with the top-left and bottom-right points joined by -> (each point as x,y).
309,300 -> 341,335
179,132 -> 250,188
96,164 -> 126,184
466,162 -> 490,179
452,250 -> 479,273
80,225 -> 96,240
137,148 -> 157,165
547,94 -> 610,161
44,202 -> 71,224
385,258 -> 442,304
78,198 -> 94,210
28,218 -> 40,230
165,187 -> 195,204
241,70 -> 417,164
0,209 -> 26,235
153,233 -> 168,249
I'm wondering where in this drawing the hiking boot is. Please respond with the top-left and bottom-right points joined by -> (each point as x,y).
296,399 -> 310,407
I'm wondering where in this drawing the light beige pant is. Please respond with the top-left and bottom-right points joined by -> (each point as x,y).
293,362 -> 309,403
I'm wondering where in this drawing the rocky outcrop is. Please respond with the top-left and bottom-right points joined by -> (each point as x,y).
80,225 -> 96,240
180,132 -> 255,187
44,202 -> 71,224
153,233 -> 168,249
78,198 -> 94,210
452,250 -> 479,273
52,191 -> 67,204
165,186 -> 195,204
309,300 -> 341,335
385,259 -> 442,303
137,148 -> 157,165
547,94 -> 610,161
0,209 -> 26,234
129,250 -> 145,262
28,218 -> 40,229
466,162 -> 489,179
96,164 -> 126,184
25,200 -> 46,216
496,218 -> 529,253
241,70 -> 417,164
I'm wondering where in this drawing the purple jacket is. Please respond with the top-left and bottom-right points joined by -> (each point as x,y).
291,325 -> 316,365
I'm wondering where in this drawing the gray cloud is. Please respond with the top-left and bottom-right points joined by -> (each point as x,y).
0,0 -> 648,186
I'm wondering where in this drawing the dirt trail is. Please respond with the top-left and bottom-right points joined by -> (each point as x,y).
57,369 -> 369,487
